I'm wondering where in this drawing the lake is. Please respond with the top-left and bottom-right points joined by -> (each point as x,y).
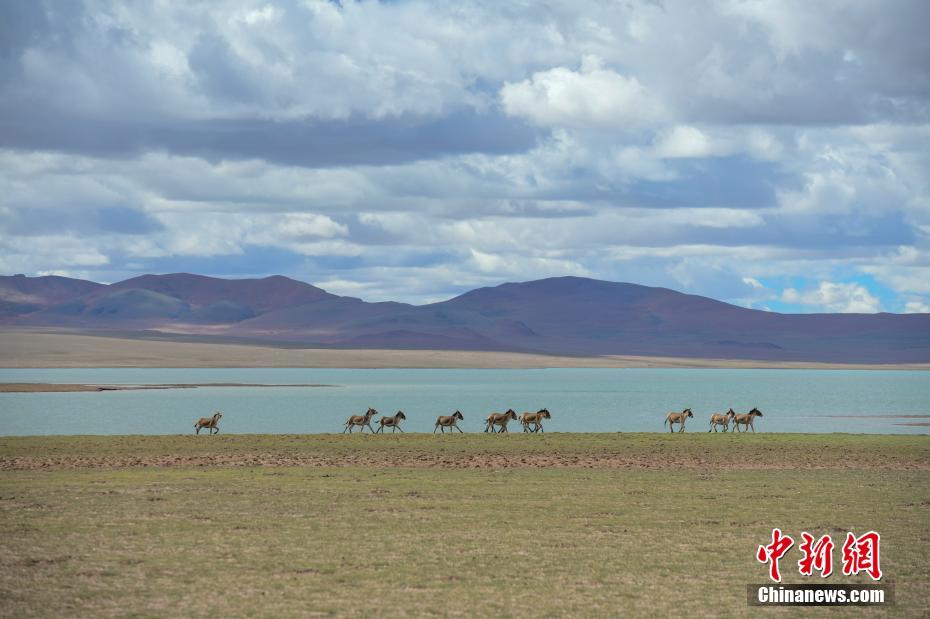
0,368 -> 928,435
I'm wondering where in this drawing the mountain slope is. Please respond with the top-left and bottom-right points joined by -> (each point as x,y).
19,273 -> 337,327
0,274 -> 104,319
2,273 -> 928,362
431,277 -> 930,361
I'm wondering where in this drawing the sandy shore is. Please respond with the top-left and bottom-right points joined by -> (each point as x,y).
0,382 -> 336,393
2,329 -> 928,370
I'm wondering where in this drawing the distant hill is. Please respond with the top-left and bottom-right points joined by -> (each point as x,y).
0,274 -> 104,320
2,273 -> 928,363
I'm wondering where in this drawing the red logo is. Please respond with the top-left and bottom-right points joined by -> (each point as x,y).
757,528 -> 795,583
758,529 -> 882,582
798,532 -> 834,578
841,531 -> 882,581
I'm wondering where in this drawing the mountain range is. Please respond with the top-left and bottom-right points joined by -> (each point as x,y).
2,272 -> 928,363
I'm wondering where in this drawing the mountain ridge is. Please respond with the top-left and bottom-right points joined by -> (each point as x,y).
1,273 -> 928,363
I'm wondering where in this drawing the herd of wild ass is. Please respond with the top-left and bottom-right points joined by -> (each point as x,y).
195,407 -> 764,434
338,407 -> 551,434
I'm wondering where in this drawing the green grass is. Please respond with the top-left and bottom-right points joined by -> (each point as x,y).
2,433 -> 929,468
1,434 -> 929,617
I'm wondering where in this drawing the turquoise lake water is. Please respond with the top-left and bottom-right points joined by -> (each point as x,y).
0,368 -> 928,435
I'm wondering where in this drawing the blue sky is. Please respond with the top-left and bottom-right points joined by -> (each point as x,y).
1,1 -> 928,313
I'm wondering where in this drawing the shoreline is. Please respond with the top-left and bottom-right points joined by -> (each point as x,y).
0,383 -> 338,393
2,330 -> 929,370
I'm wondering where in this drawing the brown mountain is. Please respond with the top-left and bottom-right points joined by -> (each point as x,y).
2,273 -> 928,363
0,274 -> 104,320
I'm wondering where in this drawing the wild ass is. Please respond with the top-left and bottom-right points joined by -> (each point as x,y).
194,411 -> 223,435
733,408 -> 764,433
520,408 -> 551,433
434,410 -> 465,433
664,408 -> 693,433
376,411 -> 407,433
343,408 -> 379,433
484,409 -> 517,433
708,408 -> 736,433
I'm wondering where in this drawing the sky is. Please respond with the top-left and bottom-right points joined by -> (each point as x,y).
1,1 -> 928,313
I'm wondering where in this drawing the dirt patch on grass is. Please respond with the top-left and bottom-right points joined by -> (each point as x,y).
3,450 -> 928,471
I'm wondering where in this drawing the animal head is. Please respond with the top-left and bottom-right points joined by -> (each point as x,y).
213,411 -> 223,420
538,408 -> 551,418
453,410 -> 464,420
507,410 -> 517,419
396,411 -> 406,420
366,407 -> 379,417
750,407 -> 763,416
684,408 -> 693,417
727,408 -> 735,415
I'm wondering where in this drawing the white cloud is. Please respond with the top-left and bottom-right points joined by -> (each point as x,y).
276,214 -> 347,239
500,55 -> 665,129
904,300 -> 930,313
1,1 -> 928,312
653,126 -> 727,158
782,281 -> 882,313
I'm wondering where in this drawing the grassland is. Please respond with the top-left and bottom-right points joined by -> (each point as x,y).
2,434 -> 929,617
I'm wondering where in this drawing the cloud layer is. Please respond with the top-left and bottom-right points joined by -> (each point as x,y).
1,0 -> 928,311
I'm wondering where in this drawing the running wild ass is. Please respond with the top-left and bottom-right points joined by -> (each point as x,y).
194,411 -> 223,435
434,410 -> 465,433
664,408 -> 693,433
376,411 -> 407,433
520,408 -> 552,433
484,409 -> 518,433
343,408 -> 379,433
708,409 -> 736,433
733,408 -> 764,433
